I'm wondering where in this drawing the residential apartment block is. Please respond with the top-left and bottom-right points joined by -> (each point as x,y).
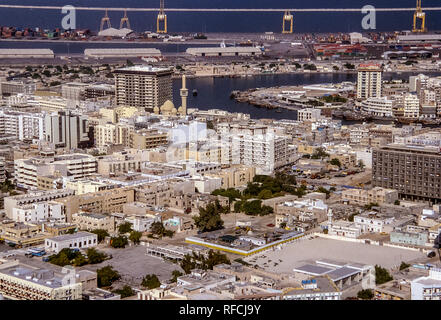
372,144 -> 441,203
114,66 -> 173,112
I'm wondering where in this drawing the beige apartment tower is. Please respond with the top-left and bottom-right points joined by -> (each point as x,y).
114,66 -> 173,112
357,63 -> 383,100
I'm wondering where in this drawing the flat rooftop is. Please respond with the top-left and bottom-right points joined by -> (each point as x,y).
379,144 -> 441,155
47,231 -> 96,242
0,264 -> 65,289
244,237 -> 426,272
114,65 -> 172,74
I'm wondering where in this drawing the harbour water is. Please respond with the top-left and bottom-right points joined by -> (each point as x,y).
172,72 -> 441,121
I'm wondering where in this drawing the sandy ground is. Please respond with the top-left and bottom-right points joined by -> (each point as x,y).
244,237 -> 426,272
82,245 -> 182,287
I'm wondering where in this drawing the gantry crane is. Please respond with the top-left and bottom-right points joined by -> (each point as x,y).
157,0 -> 167,33
413,0 -> 427,33
120,9 -> 131,29
282,10 -> 294,34
100,9 -> 112,32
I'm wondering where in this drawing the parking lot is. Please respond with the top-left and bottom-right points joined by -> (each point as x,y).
244,237 -> 426,273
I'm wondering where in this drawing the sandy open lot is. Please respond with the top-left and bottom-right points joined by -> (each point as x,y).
244,237 -> 426,272
82,245 -> 182,286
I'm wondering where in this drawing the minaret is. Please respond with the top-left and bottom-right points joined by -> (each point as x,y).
327,208 -> 333,225
179,75 -> 188,116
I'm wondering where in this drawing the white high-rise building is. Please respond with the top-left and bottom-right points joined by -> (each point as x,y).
44,111 -> 90,149
0,110 -> 45,141
357,63 -> 383,99
14,153 -> 97,190
12,201 -> 66,223
403,93 -> 420,119
230,132 -> 290,175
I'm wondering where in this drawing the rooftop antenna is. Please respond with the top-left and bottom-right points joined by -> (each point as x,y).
100,9 -> 112,32
120,9 -> 131,30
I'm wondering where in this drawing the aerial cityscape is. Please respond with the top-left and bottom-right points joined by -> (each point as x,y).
0,1 -> 441,304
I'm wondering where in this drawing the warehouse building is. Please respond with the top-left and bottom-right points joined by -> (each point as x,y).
84,48 -> 161,58
186,47 -> 262,57
0,49 -> 54,59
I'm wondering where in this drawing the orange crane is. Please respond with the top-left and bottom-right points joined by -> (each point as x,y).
282,10 -> 293,34
120,9 -> 131,29
157,0 -> 167,33
100,9 -> 112,32
413,0 -> 427,32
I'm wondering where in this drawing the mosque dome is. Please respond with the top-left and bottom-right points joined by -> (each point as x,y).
160,100 -> 175,112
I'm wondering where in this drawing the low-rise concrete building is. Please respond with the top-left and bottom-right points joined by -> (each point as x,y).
341,187 -> 399,206
411,268 -> 441,300
72,212 -> 116,233
45,231 -> 98,253
0,261 -> 82,300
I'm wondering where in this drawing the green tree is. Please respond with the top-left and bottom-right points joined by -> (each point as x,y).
86,248 -> 108,264
111,236 -> 128,248
126,59 -> 134,67
357,289 -> 374,300
48,251 -> 71,267
48,248 -> 81,267
394,200 -> 401,206
399,262 -> 410,270
150,221 -> 166,236
211,188 -> 242,208
206,120 -> 215,130
180,250 -> 230,274
317,187 -> 331,199
129,231 -> 142,245
90,229 -> 109,243
193,202 -> 225,233
358,160 -> 365,170
113,285 -> 135,298
118,222 -> 133,234
330,158 -> 342,168
311,147 -> 329,159
170,270 -> 183,283
73,254 -> 88,267
258,189 -> 273,200
97,266 -> 121,288
344,63 -> 355,70
348,213 -> 357,222
141,274 -> 161,289
375,265 -> 393,285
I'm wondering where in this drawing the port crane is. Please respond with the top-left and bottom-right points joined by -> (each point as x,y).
282,10 -> 294,34
157,0 -> 167,33
413,0 -> 427,33
120,9 -> 131,29
100,9 -> 112,32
